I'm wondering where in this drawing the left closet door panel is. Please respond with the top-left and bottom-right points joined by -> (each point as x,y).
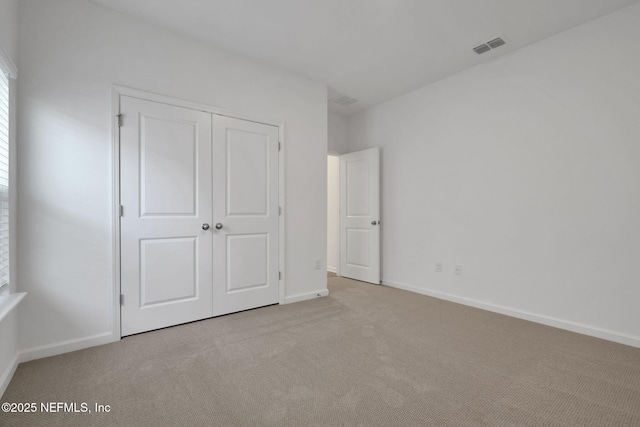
120,96 -> 213,336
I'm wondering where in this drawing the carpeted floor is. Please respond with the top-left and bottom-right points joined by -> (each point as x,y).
1,273 -> 640,426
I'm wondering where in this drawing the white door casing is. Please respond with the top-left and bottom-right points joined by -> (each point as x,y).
339,148 -> 380,284
212,115 -> 280,315
120,96 -> 213,336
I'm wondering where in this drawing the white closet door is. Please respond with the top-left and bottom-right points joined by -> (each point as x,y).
340,148 -> 380,284
211,115 -> 280,316
120,96 -> 213,336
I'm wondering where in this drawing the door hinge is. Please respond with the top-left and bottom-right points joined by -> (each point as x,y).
279,206 -> 282,216
279,271 -> 282,280
116,114 -> 122,127
119,205 -> 123,217
278,142 -> 281,151
120,294 -> 124,305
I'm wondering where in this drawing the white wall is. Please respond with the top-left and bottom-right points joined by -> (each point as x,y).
0,0 -> 18,64
17,0 -> 328,358
328,112 -> 349,154
348,3 -> 640,347
327,155 -> 340,273
0,0 -> 20,397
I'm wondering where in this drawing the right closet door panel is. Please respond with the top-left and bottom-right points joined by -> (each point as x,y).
211,115 -> 280,316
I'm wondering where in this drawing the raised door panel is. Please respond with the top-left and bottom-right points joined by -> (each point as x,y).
346,228 -> 371,268
346,158 -> 370,217
140,237 -> 197,306
140,116 -> 198,216
226,129 -> 268,216
226,234 -> 268,293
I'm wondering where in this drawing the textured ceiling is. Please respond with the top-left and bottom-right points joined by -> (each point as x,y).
90,0 -> 640,114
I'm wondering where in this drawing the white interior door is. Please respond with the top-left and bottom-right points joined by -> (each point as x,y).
339,148 -> 380,284
211,115 -> 280,315
120,96 -> 213,336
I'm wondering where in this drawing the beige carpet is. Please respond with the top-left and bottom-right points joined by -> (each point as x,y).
1,274 -> 639,426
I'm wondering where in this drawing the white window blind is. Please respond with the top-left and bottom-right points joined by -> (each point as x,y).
0,69 -> 9,291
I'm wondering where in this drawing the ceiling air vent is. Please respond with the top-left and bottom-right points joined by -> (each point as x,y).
330,95 -> 358,107
487,37 -> 506,49
473,44 -> 491,55
473,36 -> 507,54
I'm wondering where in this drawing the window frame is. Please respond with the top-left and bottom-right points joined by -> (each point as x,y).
0,44 -> 16,298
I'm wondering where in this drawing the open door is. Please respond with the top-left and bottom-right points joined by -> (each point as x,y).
339,148 -> 380,284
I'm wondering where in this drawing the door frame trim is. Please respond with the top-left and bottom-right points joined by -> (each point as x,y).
110,85 -> 286,339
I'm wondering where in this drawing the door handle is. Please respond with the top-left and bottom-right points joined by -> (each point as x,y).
371,220 -> 379,226
215,223 -> 223,230
202,223 -> 210,230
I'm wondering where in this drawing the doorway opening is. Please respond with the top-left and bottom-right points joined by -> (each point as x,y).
327,149 -> 380,284
327,154 -> 340,275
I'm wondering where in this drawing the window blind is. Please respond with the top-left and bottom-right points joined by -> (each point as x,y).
0,70 -> 9,291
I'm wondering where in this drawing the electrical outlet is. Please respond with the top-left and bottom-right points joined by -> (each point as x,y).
314,259 -> 322,270
435,262 -> 443,273
454,265 -> 462,275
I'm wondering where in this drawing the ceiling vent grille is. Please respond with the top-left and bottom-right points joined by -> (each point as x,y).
487,37 -> 506,49
473,36 -> 507,54
473,44 -> 491,55
330,95 -> 358,107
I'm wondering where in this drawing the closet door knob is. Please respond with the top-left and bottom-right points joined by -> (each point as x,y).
215,223 -> 223,230
202,223 -> 210,230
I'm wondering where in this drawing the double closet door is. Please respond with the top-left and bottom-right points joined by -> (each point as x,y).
120,96 -> 279,336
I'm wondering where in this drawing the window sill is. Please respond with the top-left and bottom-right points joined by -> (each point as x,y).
0,292 -> 26,323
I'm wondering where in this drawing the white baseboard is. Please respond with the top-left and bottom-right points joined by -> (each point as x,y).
327,266 -> 337,274
20,331 -> 120,363
382,278 -> 640,349
284,289 -> 329,304
0,353 -> 19,398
